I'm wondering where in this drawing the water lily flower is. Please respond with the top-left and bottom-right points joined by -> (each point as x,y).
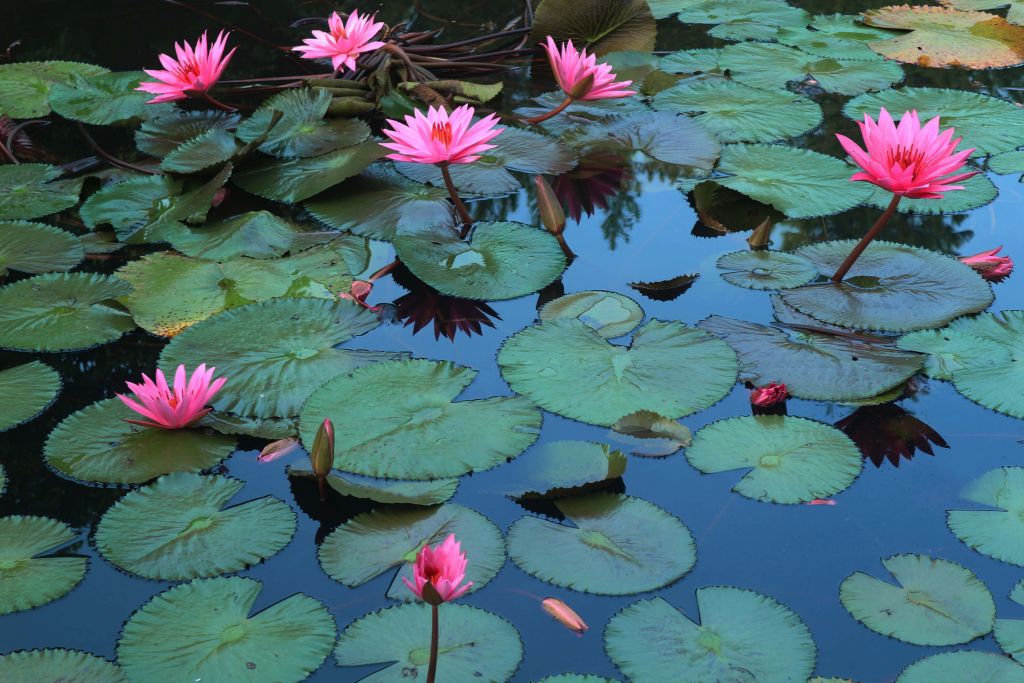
137,31 -> 236,104
541,597 -> 589,634
403,533 -> 473,605
339,280 -> 378,310
293,10 -> 386,72
960,246 -> 1013,283
117,364 -> 226,429
543,37 -> 636,102
750,383 -> 787,407
381,104 -> 503,166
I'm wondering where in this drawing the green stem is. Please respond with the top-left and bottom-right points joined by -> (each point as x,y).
427,604 -> 439,683
438,162 -> 474,238
831,194 -> 901,283
522,95 -> 573,125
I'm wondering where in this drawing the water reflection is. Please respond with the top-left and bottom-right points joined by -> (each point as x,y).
835,402 -> 949,468
387,263 -> 502,342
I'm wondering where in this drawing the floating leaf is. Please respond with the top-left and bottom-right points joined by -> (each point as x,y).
0,516 -> 86,615
568,111 -> 720,168
537,676 -> 618,683
0,273 -> 134,352
0,649 -> 126,682
335,602 -> 522,681
779,241 -> 994,332
539,291 -> 644,338
117,577 -> 335,682
948,467 -> 1024,567
716,250 -> 817,290
610,411 -> 692,457
862,167 -> 996,214
898,326 -> 1008,381
166,210 -> 321,260
658,48 -> 724,74
96,473 -> 295,580
160,128 -> 243,173
0,220 -> 84,275
0,362 -> 61,432
996,581 -> 1024,664
945,0 -> 1024,24
605,589 -> 816,682
840,554 -> 995,645
508,494 -> 694,595
45,398 -> 235,485
299,359 -> 541,479
498,318 -> 737,427
136,109 -> 241,157
50,71 -> 167,125
686,416 -> 863,504
502,441 -> 627,497
202,411 -> 298,440
289,466 -> 458,505
897,651 -> 1024,683
394,221 -> 567,301
0,164 -> 83,220
628,274 -> 699,302
0,61 -> 109,118
988,149 -> 1024,175
237,87 -> 370,158
778,14 -> 900,61
530,0 -> 656,55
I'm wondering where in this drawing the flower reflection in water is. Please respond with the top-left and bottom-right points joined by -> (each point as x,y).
390,264 -> 501,342
550,150 -> 630,224
835,403 -> 949,468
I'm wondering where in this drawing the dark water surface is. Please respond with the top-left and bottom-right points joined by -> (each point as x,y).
4,1 -> 1024,681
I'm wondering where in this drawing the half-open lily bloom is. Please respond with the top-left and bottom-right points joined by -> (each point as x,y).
750,383 -> 787,407
339,280 -> 377,310
117,364 -> 226,429
403,534 -> 472,604
137,31 -> 236,104
836,108 -> 976,199
293,10 -> 386,72
381,104 -> 503,165
543,37 -> 635,101
961,246 -> 1013,283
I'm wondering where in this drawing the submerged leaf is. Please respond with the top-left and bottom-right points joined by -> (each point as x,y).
628,273 -> 699,302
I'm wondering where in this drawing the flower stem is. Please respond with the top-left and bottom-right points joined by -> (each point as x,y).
427,604 -> 439,683
438,162 -> 474,238
368,259 -> 400,282
831,194 -> 902,283
522,96 -> 574,125
199,91 -> 238,112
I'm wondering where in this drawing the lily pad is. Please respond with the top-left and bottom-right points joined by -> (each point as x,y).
604,589 -> 816,682
716,250 -> 817,290
656,0 -> 810,41
946,0 -> 1024,24
686,416 -> 863,504
568,111 -> 720,169
95,472 -> 296,580
862,168 -> 996,214
699,316 -> 922,402
779,241 -> 994,332
0,61 -> 109,119
44,398 -> 236,485
0,649 -> 126,682
117,577 -> 335,682
161,298 -> 400,418
778,14 -> 900,61
319,503 -> 504,601
299,359 -> 541,480
537,677 -> 617,683
289,466 -> 458,506
996,581 -> 1024,664
948,467 -> 1024,567
0,221 -> 83,275
237,87 -> 369,158
0,273 -> 135,352
166,210 -> 322,260
652,80 -> 823,144
658,48 -> 725,74
202,411 -> 298,440
136,109 -> 241,157
897,651 -> 1024,683
897,324 -> 1010,381
160,128 -> 244,174
50,71 -> 166,125
508,494 -> 694,595
502,441 -> 627,497
0,164 -> 83,220
0,516 -> 87,615
335,602 -> 523,681
498,318 -> 737,427
394,221 -> 567,301
988,149 -> 1024,175
530,0 -> 656,55
539,291 -> 644,338
0,361 -> 61,432
839,554 -> 995,645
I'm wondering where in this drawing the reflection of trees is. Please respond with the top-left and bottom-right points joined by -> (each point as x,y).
777,209 -> 974,254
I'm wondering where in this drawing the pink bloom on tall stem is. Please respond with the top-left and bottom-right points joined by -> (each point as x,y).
542,37 -> 636,101
750,383 -> 787,407
137,31 -> 236,104
293,10 -> 386,72
381,104 -> 503,165
961,246 -> 1013,282
403,534 -> 473,604
117,364 -> 226,429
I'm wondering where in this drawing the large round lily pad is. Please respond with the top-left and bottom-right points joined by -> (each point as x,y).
165,211 -> 320,260
44,398 -> 236,485
778,14 -> 899,61
117,576 -> 335,682
50,70 -> 164,125
96,472 -> 295,580
0,60 -> 109,119
539,291 -> 644,338
0,164 -> 83,220
502,440 -> 626,498
498,318 -> 737,427
0,273 -> 135,352
289,466 -> 458,506
393,221 -> 567,301
319,503 -> 504,601
779,241 -> 994,332
716,250 -> 818,290
605,589 -> 816,682
334,602 -> 523,682
686,416 -> 863,504
0,220 -> 83,275
0,361 -> 60,432
839,554 -> 995,646
0,516 -> 87,615
299,359 -> 541,479
948,467 -> 1024,567
996,581 -> 1024,664
508,494 -> 695,595
897,651 -> 1024,683
236,86 -> 369,158
136,109 -> 241,157
0,649 -> 126,682
160,128 -> 243,173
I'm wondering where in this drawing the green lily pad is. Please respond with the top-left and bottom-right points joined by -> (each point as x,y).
988,149 -> 1024,175
845,88 -> 1024,156
539,291 -> 644,338
0,273 -> 135,352
0,516 -> 87,615
502,441 -> 627,497
996,581 -> 1024,664
862,168 -> 996,214
778,14 -> 900,61
699,316 -> 922,402
50,71 -> 167,125
202,411 -> 298,440
319,503 -> 504,601
609,410 -> 692,457
508,494 -> 694,595
605,589 -> 816,682
335,602 -> 523,681
654,0 -> 810,40
716,250 -> 817,290
652,80 -> 823,144
96,472 -> 295,580
948,467 -> 1024,567
0,361 -> 61,432
946,0 -> 1024,24
305,165 -> 454,241
839,554 -> 995,646
658,48 -> 724,74
136,109 -> 241,157
0,221 -> 83,275
161,297 -> 399,418
165,210 -> 322,260
0,61 -> 109,118
529,0 -> 656,55
568,111 -> 720,169
0,649 -> 126,682
686,416 -> 862,504
237,87 -> 369,158
862,5 -> 1024,69
160,128 -> 244,173
779,241 -> 994,332
537,676 -> 618,683
299,359 -> 541,480
897,651 -> 1024,683
289,466 -> 458,506
0,164 -> 83,220
394,221 -> 567,301
897,325 -> 1010,381
498,318 -> 737,427
44,398 -> 236,485
117,576 -> 335,682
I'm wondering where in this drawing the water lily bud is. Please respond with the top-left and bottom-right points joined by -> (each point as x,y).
542,597 -> 588,634
309,418 -> 334,478
534,175 -> 566,236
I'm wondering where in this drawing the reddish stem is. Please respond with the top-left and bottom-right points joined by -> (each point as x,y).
831,194 -> 902,283
438,162 -> 474,238
522,95 -> 574,125
427,604 -> 439,683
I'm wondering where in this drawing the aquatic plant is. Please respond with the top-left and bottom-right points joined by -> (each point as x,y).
137,31 -> 236,108
117,364 -> 226,429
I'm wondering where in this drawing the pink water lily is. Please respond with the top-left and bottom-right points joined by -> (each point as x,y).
542,37 -> 635,101
381,104 -> 503,165
117,364 -> 226,429
137,31 -> 236,104
403,533 -> 473,604
339,279 -> 378,310
293,10 -> 386,72
750,383 -> 787,407
961,246 -> 1013,283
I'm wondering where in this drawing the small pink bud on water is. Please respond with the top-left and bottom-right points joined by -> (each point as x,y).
542,597 -> 588,634
309,418 -> 334,478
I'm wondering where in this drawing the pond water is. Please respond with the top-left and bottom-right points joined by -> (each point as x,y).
4,1 -> 1024,681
